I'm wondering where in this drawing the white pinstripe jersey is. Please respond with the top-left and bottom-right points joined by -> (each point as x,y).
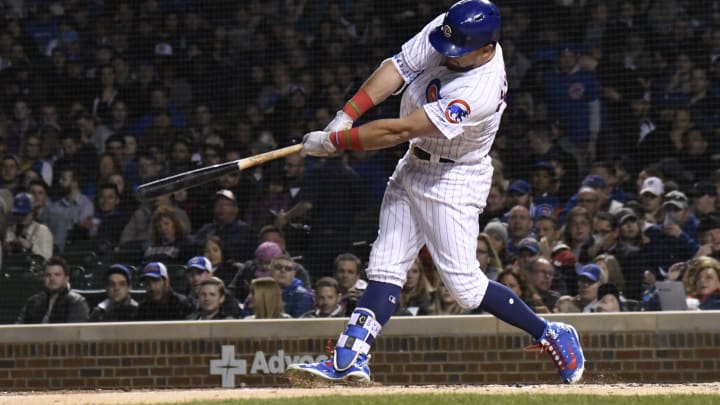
391,14 -> 507,163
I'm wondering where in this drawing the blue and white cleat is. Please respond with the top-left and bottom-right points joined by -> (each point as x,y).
286,354 -> 371,385
528,321 -> 585,384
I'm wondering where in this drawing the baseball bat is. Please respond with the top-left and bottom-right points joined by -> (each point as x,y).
136,143 -> 304,202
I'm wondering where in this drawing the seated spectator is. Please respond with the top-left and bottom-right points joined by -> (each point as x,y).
562,206 -> 598,265
91,183 -> 129,248
696,214 -> 720,261
497,268 -> 548,313
107,172 -> 137,214
333,253 -> 367,316
228,241 -> 283,302
243,277 -> 291,319
187,277 -> 236,320
89,264 -> 139,322
565,175 -> 624,220
45,165 -> 94,252
143,205 -> 195,263
399,258 -> 434,316
4,192 -> 53,259
639,177 -> 665,227
609,208 -> 647,299
477,232 -> 502,281
28,180 -> 50,225
194,189 -> 254,262
590,211 -> 618,258
505,180 -> 534,216
506,205 -> 534,259
526,257 -> 562,312
431,277 -> 470,315
516,237 -> 542,272
301,277 -> 345,318
184,256 -> 241,318
120,194 -> 191,245
594,254 -> 625,298
203,235 -> 239,286
663,191 -> 697,241
256,225 -> 311,288
531,161 -> 561,204
574,263 -> 604,312
535,214 -> 563,258
595,283 -> 623,312
643,191 -> 700,281
687,256 -> 720,310
0,154 -> 23,193
136,262 -> 194,321
688,181 -> 717,218
19,133 -> 52,186
270,254 -> 313,318
17,256 -> 89,323
483,220 -> 511,266
550,244 -> 578,296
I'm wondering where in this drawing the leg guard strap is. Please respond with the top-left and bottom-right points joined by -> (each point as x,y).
334,308 -> 381,371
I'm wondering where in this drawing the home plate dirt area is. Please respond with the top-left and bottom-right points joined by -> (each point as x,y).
2,383 -> 719,405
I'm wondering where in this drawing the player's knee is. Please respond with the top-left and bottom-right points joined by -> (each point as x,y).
365,268 -> 405,288
445,273 -> 489,309
454,291 -> 484,309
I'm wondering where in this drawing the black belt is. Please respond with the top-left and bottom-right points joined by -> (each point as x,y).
412,146 -> 455,163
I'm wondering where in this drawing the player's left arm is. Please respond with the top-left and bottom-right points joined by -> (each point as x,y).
304,107 -> 443,155
324,60 -> 408,132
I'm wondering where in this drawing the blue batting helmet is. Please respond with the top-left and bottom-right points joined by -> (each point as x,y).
429,0 -> 501,58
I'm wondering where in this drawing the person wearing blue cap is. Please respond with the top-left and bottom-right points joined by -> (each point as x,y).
136,262 -> 195,321
184,256 -> 242,318
507,179 -> 533,211
574,263 -> 603,312
4,192 -> 53,260
89,264 -> 139,322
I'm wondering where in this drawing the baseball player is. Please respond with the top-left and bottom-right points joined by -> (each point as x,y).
288,0 -> 585,384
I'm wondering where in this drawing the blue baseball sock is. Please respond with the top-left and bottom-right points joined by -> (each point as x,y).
479,280 -> 547,340
333,280 -> 401,370
354,280 -> 401,345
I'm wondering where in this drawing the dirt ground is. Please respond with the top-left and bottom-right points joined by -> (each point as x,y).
2,383 -> 719,405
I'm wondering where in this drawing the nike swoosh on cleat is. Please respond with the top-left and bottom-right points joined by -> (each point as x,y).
565,343 -> 577,370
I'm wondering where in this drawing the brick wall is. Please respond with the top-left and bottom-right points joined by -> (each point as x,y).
0,313 -> 718,390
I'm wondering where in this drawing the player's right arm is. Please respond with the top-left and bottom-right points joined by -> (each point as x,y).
305,107 -> 443,155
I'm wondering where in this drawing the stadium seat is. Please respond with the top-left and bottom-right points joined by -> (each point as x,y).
0,266 -> 43,324
167,264 -> 189,294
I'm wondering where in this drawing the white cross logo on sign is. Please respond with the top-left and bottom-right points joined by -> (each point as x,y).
209,345 -> 247,388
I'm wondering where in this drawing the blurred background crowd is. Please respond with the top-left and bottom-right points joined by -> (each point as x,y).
0,0 -> 719,323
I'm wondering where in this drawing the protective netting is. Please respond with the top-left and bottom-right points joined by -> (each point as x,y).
0,1 -> 718,323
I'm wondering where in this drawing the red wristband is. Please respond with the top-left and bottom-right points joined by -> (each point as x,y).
329,128 -> 362,150
342,88 -> 374,120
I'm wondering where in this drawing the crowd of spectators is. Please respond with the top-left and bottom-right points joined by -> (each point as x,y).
2,1 -> 720,323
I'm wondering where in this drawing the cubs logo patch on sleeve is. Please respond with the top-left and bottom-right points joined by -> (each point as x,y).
444,99 -> 471,124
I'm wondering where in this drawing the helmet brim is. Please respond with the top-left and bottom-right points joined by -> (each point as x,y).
429,26 -> 473,58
